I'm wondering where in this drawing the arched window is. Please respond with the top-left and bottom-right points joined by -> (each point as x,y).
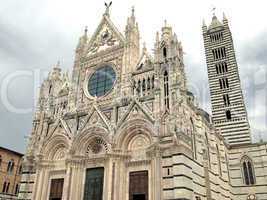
163,47 -> 167,58
142,78 -> 146,92
137,80 -> 141,95
164,71 -> 169,109
151,75 -> 155,89
6,182 -> 10,193
7,159 -> 14,174
19,165 -> 23,174
147,77 -> 151,90
2,182 -> 6,193
216,144 -> 222,177
241,156 -> 255,185
48,85 -> 52,94
15,184 -> 20,195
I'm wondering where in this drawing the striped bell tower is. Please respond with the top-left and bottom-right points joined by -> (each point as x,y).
202,13 -> 251,145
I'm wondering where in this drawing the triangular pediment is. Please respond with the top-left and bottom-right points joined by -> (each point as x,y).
87,15 -> 125,55
47,119 -> 72,139
117,99 -> 155,129
78,105 -> 112,133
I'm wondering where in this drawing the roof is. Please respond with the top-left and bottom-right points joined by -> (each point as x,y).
208,15 -> 223,30
0,146 -> 24,157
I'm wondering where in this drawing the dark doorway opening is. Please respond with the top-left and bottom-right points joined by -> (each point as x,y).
133,194 -> 146,200
129,171 -> 148,200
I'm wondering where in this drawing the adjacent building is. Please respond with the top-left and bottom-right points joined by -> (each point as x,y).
0,146 -> 23,200
18,5 -> 267,200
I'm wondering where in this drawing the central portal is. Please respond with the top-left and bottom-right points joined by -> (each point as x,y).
83,167 -> 104,200
129,171 -> 148,200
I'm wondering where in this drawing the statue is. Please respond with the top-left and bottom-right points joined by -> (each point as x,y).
104,1 -> 112,16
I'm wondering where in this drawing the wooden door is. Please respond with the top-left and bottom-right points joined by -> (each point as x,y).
49,178 -> 64,200
129,171 -> 148,200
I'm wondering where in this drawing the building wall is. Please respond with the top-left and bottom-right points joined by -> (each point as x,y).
18,6 -> 267,200
228,143 -> 267,200
0,147 -> 23,199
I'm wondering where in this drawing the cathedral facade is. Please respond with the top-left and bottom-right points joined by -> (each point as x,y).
19,5 -> 267,200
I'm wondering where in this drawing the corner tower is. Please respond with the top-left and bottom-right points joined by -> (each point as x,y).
202,13 -> 251,145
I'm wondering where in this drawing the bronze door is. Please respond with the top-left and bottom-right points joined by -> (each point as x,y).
129,171 -> 148,200
49,178 -> 64,200
83,167 -> 104,200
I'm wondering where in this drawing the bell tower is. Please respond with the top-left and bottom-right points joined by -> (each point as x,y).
202,13 -> 251,145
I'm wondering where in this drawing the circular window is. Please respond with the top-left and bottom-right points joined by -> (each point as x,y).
88,65 -> 116,97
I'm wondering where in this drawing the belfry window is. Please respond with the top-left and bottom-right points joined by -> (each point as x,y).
212,47 -> 226,60
223,94 -> 230,106
219,78 -> 229,89
242,157 -> 255,185
215,62 -> 228,74
164,71 -> 169,109
226,110 -> 232,120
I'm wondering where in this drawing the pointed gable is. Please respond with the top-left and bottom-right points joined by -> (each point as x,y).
47,119 -> 72,139
87,15 -> 125,55
78,105 -> 112,133
117,99 -> 155,129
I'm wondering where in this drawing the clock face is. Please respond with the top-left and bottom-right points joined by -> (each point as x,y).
88,64 -> 116,97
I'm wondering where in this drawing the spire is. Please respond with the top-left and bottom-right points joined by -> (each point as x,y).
202,19 -> 207,27
223,12 -> 229,27
161,19 -> 172,40
131,6 -> 135,18
156,31 -> 159,43
208,12 -> 223,30
84,26 -> 88,37
142,42 -> 147,52
49,61 -> 62,80
55,60 -> 60,69
223,12 -> 227,20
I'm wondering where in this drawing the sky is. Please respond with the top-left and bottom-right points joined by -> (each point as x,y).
0,0 -> 267,153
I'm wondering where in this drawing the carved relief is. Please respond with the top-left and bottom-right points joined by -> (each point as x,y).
88,25 -> 120,55
53,147 -> 67,160
86,137 -> 109,155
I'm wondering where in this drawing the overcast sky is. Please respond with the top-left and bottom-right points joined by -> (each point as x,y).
0,0 -> 267,153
